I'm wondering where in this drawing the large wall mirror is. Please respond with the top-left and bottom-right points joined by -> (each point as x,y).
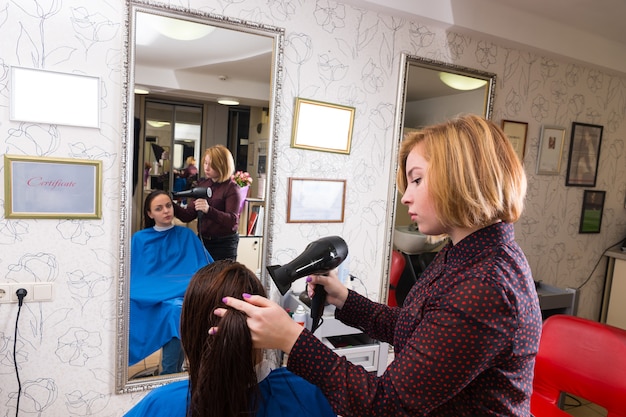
381,54 -> 496,305
117,1 -> 283,393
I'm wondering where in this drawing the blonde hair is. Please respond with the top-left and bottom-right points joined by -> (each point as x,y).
397,114 -> 527,229
203,145 -> 235,183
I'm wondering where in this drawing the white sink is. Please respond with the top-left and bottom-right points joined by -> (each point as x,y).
393,225 -> 447,254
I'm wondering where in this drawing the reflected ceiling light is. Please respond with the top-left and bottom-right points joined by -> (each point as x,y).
134,86 -> 150,94
147,120 -> 171,128
217,97 -> 239,105
154,15 -> 215,41
439,72 -> 487,91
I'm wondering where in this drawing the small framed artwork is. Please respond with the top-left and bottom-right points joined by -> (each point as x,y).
4,155 -> 102,219
501,119 -> 528,161
291,98 -> 355,154
536,125 -> 566,175
565,122 -> 603,187
579,190 -> 605,233
287,178 -> 346,223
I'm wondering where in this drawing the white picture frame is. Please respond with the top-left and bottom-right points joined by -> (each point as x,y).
287,178 -> 346,223
536,125 -> 566,175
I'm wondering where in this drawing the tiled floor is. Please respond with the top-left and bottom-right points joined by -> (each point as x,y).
128,350 -> 161,379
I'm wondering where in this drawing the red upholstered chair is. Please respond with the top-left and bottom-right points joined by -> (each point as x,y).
531,314 -> 626,417
387,250 -> 406,307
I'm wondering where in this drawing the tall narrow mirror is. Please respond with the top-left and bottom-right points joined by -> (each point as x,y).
117,2 -> 283,393
381,55 -> 496,307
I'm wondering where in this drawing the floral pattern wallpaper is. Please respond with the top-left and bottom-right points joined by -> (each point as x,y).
0,0 -> 624,415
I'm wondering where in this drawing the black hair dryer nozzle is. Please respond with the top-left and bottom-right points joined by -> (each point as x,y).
267,236 -> 348,333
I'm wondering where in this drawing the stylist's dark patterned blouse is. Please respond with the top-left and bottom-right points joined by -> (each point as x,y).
288,222 -> 541,416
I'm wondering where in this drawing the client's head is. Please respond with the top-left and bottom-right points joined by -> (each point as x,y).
181,260 -> 267,417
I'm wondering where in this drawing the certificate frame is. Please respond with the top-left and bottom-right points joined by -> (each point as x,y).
579,190 -> 605,233
501,119 -> 528,161
291,98 -> 355,154
287,178 -> 346,223
4,155 -> 102,219
536,125 -> 566,175
565,122 -> 603,187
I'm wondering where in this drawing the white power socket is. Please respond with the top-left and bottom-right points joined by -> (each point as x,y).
0,283 -> 54,303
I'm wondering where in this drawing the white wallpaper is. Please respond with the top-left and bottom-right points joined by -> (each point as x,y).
0,0 -> 624,415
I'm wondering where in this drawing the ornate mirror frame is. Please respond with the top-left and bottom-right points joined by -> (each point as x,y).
379,54 -> 496,304
116,1 -> 284,393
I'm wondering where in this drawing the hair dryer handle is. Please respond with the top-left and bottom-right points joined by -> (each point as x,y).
310,285 -> 327,333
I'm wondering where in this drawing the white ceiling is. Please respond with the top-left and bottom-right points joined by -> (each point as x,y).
345,0 -> 626,75
134,1 -> 626,106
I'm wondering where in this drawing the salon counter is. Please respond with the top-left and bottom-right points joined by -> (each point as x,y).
600,246 -> 626,330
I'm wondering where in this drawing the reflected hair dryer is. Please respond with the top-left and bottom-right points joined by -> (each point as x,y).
172,187 -> 212,199
267,236 -> 348,333
172,187 -> 212,222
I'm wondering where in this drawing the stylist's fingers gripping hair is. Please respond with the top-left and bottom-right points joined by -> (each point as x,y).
215,294 -> 304,352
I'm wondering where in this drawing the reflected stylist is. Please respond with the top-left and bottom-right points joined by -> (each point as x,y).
175,145 -> 242,261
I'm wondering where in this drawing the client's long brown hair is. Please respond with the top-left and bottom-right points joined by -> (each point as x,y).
180,260 -> 266,417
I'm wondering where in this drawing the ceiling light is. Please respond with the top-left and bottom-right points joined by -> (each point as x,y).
134,86 -> 150,94
439,72 -> 488,91
217,97 -> 239,106
153,15 -> 215,41
147,120 -> 171,128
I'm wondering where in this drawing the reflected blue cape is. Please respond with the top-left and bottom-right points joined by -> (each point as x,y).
123,367 -> 336,417
129,226 -> 212,366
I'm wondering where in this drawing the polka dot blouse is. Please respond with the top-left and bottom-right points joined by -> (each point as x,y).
287,222 -> 542,416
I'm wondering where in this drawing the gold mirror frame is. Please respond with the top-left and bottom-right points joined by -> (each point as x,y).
117,1 -> 284,393
380,54 -> 496,304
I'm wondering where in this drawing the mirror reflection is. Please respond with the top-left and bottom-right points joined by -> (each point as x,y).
119,3 -> 283,392
385,55 -> 495,307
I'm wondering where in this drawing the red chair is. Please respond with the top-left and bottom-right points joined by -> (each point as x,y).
531,314 -> 626,417
387,250 -> 406,307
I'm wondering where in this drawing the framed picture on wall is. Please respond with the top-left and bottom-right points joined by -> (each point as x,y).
291,98 -> 355,154
287,178 -> 346,223
536,125 -> 566,175
501,119 -> 528,162
4,154 -> 102,219
579,190 -> 605,233
565,122 -> 603,187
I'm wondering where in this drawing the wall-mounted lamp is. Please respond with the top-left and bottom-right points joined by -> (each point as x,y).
134,86 -> 150,94
153,15 -> 215,41
439,72 -> 487,91
217,97 -> 239,106
147,120 -> 171,128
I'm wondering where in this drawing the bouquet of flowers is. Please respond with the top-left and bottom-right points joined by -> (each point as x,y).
232,170 -> 253,187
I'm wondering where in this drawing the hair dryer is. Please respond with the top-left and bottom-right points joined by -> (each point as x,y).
267,235 -> 348,333
172,187 -> 212,223
172,187 -> 212,199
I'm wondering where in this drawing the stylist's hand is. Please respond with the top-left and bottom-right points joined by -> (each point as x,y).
193,198 -> 210,213
308,268 -> 349,309
215,294 -> 304,354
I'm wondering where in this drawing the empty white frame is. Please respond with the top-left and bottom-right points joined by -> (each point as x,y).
10,67 -> 100,128
287,178 -> 346,223
291,98 -> 355,154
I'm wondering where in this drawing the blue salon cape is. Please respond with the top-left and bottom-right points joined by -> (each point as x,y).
129,226 -> 212,366
123,367 -> 336,417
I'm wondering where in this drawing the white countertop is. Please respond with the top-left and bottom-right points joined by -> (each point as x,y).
605,245 -> 626,261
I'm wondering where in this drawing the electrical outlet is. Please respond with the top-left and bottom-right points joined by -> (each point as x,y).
0,284 -> 10,302
0,283 -> 54,303
11,283 -> 33,303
